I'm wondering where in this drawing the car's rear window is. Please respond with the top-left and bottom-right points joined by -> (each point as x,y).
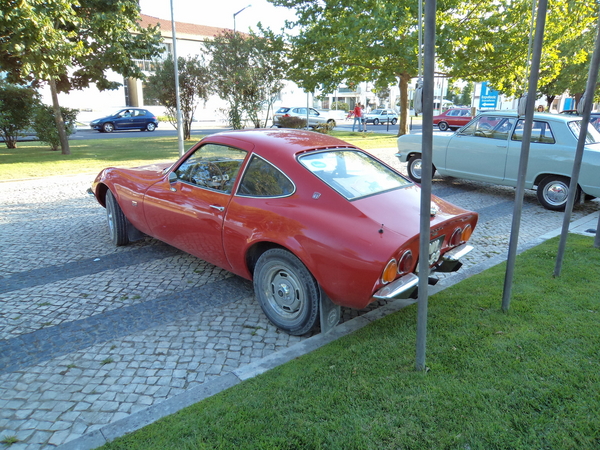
299,149 -> 412,200
568,120 -> 600,144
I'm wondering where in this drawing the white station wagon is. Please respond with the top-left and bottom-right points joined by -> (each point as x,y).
396,111 -> 600,210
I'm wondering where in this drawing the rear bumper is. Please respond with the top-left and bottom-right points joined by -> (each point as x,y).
372,273 -> 419,300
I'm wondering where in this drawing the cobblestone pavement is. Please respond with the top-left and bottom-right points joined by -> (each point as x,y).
1,151 -> 598,449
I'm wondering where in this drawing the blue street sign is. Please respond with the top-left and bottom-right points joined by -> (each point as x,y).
479,81 -> 499,109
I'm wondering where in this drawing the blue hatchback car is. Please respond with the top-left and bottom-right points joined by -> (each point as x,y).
90,108 -> 158,133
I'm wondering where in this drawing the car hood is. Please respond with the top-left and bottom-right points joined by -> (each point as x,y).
351,184 -> 473,239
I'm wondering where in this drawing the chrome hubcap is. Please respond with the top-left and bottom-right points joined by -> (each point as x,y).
545,182 -> 569,206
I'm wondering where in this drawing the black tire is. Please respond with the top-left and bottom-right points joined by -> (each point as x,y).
253,249 -> 319,335
105,189 -> 129,246
102,123 -> 114,133
438,121 -> 449,131
146,122 -> 156,132
327,119 -> 336,128
407,154 -> 435,184
536,175 -> 580,211
373,118 -> 380,125
391,118 -> 398,125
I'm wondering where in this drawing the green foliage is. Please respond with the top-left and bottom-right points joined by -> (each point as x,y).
0,83 -> 39,149
31,105 -> 78,151
146,55 -> 212,140
331,101 -> 349,112
206,30 -> 288,129
276,116 -> 306,129
460,83 -> 474,107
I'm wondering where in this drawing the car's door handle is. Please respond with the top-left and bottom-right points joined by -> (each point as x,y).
210,205 -> 225,212
497,145 -> 507,148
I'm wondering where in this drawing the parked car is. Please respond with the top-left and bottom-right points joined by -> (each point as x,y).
364,109 -> 398,125
396,111 -> 600,211
433,108 -> 473,131
91,129 -> 478,335
90,108 -> 158,133
273,107 -> 338,128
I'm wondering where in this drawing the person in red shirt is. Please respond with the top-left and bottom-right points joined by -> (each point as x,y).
352,103 -> 362,132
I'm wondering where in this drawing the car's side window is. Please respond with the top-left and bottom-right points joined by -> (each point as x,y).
489,118 -> 516,140
237,155 -> 295,197
512,120 -> 555,144
458,116 -> 497,138
447,110 -> 458,116
174,144 -> 247,193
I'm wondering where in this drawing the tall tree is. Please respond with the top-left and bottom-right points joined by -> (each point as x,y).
206,30 -> 287,129
0,0 -> 162,154
145,54 -> 212,140
270,0 -> 599,134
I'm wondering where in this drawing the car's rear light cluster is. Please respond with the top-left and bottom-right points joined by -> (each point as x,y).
381,250 -> 414,284
450,224 -> 473,247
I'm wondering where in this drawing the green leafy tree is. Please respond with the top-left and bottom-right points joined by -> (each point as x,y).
460,83 -> 474,107
0,0 -> 162,154
0,83 -> 39,149
206,30 -> 287,129
145,55 -> 212,140
270,0 -> 598,134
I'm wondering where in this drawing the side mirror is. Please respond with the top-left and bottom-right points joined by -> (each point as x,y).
168,172 -> 178,183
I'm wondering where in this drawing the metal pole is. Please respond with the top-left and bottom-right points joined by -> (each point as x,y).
554,14 -> 600,274
415,0 -> 436,372
501,0 -> 547,311
170,0 -> 185,157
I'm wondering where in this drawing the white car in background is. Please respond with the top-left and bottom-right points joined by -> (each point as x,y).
273,107 -> 338,128
364,109 -> 399,125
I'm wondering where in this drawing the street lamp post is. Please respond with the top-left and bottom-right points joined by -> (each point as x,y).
233,4 -> 252,33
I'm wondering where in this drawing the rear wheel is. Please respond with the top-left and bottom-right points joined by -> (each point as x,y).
105,189 -> 129,246
438,121 -> 449,131
391,118 -> 398,125
146,122 -> 156,132
253,249 -> 319,335
537,175 -> 580,211
327,119 -> 336,128
407,154 -> 436,184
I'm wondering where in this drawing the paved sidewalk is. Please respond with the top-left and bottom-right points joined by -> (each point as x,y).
0,151 -> 598,449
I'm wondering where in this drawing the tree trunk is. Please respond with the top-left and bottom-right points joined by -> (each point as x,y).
49,79 -> 70,155
397,73 -> 411,136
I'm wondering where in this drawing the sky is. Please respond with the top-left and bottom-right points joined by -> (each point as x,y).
139,0 -> 296,33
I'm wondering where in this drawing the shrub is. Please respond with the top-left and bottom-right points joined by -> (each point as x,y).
277,116 -> 306,129
312,122 -> 334,134
331,101 -> 349,112
31,105 -> 78,151
0,83 -> 39,149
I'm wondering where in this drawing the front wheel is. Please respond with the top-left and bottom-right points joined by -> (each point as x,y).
105,189 -> 129,246
407,154 -> 435,184
438,121 -> 449,131
253,249 -> 320,335
373,118 -> 380,125
102,123 -> 114,133
537,175 -> 580,211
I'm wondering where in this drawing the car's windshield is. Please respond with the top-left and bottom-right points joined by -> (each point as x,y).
299,149 -> 412,200
568,120 -> 600,144
370,109 -> 383,114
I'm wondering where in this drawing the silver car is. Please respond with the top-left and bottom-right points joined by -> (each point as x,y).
364,109 -> 398,125
396,111 -> 600,211
273,107 -> 337,128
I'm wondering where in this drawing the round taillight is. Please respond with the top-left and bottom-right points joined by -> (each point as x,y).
461,224 -> 473,242
382,259 -> 398,284
397,250 -> 414,274
450,228 -> 462,247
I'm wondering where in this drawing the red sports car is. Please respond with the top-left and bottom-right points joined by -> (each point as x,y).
433,108 -> 473,131
91,129 -> 478,335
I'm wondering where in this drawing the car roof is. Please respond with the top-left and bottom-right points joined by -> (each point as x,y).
475,110 -> 581,123
202,129 -> 359,160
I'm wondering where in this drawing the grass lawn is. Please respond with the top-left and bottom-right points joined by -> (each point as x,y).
0,131 -> 399,181
100,235 -> 600,450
